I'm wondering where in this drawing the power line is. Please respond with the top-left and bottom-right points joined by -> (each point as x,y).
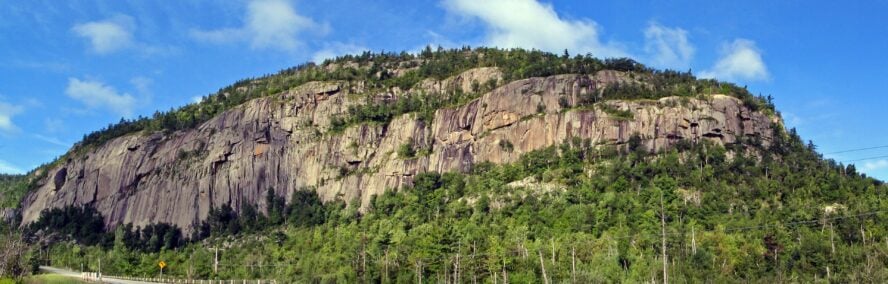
843,155 -> 888,163
825,145 -> 888,155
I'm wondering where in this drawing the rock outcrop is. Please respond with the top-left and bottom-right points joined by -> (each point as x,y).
20,68 -> 776,232
0,208 -> 18,224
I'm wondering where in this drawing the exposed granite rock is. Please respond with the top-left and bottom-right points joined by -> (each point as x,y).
20,68 -> 776,232
0,208 -> 19,224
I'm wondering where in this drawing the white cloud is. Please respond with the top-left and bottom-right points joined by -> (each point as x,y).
782,112 -> 804,128
644,23 -> 694,70
44,117 -> 64,133
190,28 -> 241,44
130,76 -> 154,105
699,39 -> 769,81
0,159 -> 24,174
0,101 -> 23,134
442,0 -> 628,58
311,42 -> 368,64
191,0 -> 323,51
65,78 -> 136,117
72,15 -> 134,54
33,134 -> 69,148
862,159 -> 888,172
11,60 -> 70,73
247,0 -> 322,50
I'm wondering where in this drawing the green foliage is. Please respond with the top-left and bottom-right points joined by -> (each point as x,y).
397,139 -> 417,159
23,274 -> 88,283
287,188 -> 327,227
265,188 -> 287,226
25,205 -> 110,247
499,139 -> 515,152
25,48 -> 851,283
328,88 -> 484,134
65,47 -> 774,160
0,174 -> 28,208
201,204 -> 241,237
597,104 -> 635,120
116,223 -> 183,253
39,133 -> 888,281
24,205 -> 186,254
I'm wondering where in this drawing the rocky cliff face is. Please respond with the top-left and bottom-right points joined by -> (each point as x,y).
20,68 -> 776,232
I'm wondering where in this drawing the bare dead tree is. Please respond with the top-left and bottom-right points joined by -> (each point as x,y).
538,250 -> 549,284
0,231 -> 27,278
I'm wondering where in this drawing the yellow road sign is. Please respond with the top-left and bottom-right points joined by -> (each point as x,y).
158,261 -> 167,269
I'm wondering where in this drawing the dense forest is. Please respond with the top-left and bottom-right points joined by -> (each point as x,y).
13,129 -> 888,282
0,174 -> 28,209
1,48 -> 884,282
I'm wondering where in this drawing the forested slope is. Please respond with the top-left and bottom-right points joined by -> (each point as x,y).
1,47 -> 885,282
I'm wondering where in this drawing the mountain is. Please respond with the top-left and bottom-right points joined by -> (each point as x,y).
20,49 -> 775,233
3,47 -> 886,282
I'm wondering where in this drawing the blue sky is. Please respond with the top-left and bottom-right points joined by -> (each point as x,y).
1,0 -> 887,180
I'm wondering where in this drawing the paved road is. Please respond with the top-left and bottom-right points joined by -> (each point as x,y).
40,266 -> 154,284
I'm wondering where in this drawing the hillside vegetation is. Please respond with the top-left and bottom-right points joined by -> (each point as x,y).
71,47 -> 772,155
0,174 -> 28,209
1,48 -> 885,282
33,131 -> 888,282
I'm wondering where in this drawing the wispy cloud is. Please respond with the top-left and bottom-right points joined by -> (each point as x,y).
191,0 -> 326,51
72,15 -> 134,54
130,76 -> 154,105
644,22 -> 694,70
44,117 -> 64,133
72,14 -> 175,57
0,101 -> 24,135
65,78 -> 136,117
862,159 -> 888,172
33,134 -> 70,148
782,112 -> 804,128
699,39 -> 769,81
0,159 -> 24,174
311,42 -> 368,64
7,60 -> 70,73
442,0 -> 628,58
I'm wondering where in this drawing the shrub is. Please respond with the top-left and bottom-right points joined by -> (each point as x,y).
398,139 -> 417,158
499,139 -> 515,152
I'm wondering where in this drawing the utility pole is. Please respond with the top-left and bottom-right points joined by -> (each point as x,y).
214,247 -> 219,274
212,247 -> 225,275
98,258 -> 102,283
660,193 -> 668,284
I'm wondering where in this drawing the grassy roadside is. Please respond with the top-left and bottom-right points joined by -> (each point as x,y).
10,274 -> 87,284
